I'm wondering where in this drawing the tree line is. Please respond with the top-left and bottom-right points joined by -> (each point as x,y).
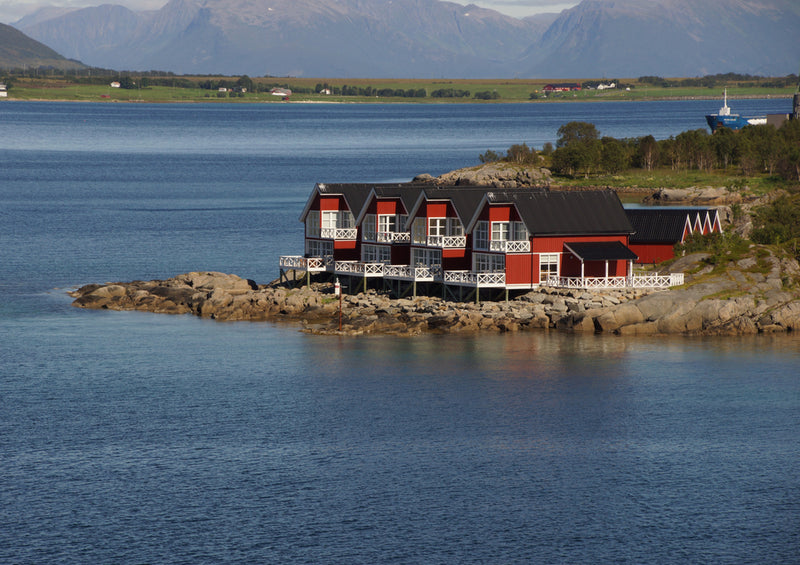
539,120 -> 800,182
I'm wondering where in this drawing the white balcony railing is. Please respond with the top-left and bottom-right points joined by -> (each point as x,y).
489,240 -> 531,253
320,227 -> 358,240
334,261 -> 385,276
279,256 -> 329,272
375,231 -> 411,243
426,235 -> 467,248
546,273 -> 684,290
384,264 -> 443,281
444,270 -> 506,287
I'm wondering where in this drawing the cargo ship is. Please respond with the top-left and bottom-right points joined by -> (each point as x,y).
705,89 -> 767,132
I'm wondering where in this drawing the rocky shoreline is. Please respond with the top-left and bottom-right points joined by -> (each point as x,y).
69,249 -> 800,336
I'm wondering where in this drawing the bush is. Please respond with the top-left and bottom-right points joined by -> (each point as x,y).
676,232 -> 749,265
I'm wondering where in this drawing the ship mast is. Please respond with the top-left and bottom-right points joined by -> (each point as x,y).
719,88 -> 731,116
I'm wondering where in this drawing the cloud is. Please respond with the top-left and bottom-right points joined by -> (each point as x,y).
454,0 -> 578,18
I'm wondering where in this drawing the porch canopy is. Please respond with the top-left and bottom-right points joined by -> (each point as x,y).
564,241 -> 638,262
564,241 -> 639,282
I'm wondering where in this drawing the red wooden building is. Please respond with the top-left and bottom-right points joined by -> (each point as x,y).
626,208 -> 722,264
282,183 -> 687,295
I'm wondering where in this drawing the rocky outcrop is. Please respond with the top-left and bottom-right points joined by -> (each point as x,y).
643,186 -> 745,206
422,163 -> 552,188
70,248 -> 800,336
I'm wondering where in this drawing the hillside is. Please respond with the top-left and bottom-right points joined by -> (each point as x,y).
0,22 -> 85,70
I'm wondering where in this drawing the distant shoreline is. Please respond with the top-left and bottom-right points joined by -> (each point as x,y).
4,93 -> 793,105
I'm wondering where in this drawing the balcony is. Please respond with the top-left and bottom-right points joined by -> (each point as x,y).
443,270 -> 506,287
376,231 -> 411,243
426,235 -> 467,248
384,264 -> 443,282
334,261 -> 385,277
319,227 -> 358,240
546,273 -> 684,290
279,255 -> 331,272
489,240 -> 530,253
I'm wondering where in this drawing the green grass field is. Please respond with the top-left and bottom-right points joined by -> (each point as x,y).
5,76 -> 796,104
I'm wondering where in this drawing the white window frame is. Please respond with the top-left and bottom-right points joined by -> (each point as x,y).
428,218 -> 447,237
512,221 -> 528,241
306,210 -> 320,237
362,214 -> 377,241
412,217 -> 426,244
473,253 -> 505,273
539,253 -> 560,283
474,221 -> 489,250
448,217 -> 464,236
362,244 -> 392,264
412,247 -> 442,267
305,239 -> 333,257
492,221 -> 510,242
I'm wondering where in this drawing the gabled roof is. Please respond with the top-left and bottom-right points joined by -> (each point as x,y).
626,208 -> 717,243
405,186 -> 495,230
466,189 -> 633,236
300,182 -> 425,222
354,184 -> 428,225
565,241 -> 638,261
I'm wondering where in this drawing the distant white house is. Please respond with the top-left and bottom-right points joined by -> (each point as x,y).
319,88 -> 331,95
0,83 -> 7,98
218,87 -> 228,92
270,87 -> 292,97
596,82 -> 616,90
110,81 -> 121,88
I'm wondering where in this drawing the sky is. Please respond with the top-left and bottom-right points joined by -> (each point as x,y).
0,0 -> 579,24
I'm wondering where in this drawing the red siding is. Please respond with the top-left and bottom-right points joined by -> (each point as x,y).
376,200 -> 401,215
630,243 -> 675,264
506,254 -> 535,286
319,195 -> 346,211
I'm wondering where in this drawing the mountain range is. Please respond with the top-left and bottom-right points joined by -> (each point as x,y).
9,0 -> 800,78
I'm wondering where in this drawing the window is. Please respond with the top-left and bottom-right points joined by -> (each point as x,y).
362,244 -> 392,264
321,211 -> 338,230
306,239 -> 333,257
473,253 -> 505,273
429,218 -> 446,237
340,211 -> 354,228
492,222 -> 510,242
539,253 -> 559,283
474,221 -> 489,250
448,218 -> 464,236
378,214 -> 396,234
362,214 -> 377,241
412,218 -> 426,244
512,221 -> 528,241
412,248 -> 442,267
322,210 -> 354,229
306,210 -> 320,237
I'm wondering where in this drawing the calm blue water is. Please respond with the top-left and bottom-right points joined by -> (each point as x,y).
1,100 -> 799,564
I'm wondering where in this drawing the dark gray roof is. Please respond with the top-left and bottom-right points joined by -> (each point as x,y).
626,208 -> 708,243
565,241 -> 639,261
491,190 -> 633,236
420,186 -> 500,224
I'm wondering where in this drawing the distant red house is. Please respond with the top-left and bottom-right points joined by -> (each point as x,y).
543,83 -> 582,93
626,208 -> 722,264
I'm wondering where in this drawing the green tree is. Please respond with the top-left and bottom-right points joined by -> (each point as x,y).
556,121 -> 599,148
505,143 -> 538,165
600,137 -> 629,173
711,126 -> 738,168
636,135 -> 659,170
